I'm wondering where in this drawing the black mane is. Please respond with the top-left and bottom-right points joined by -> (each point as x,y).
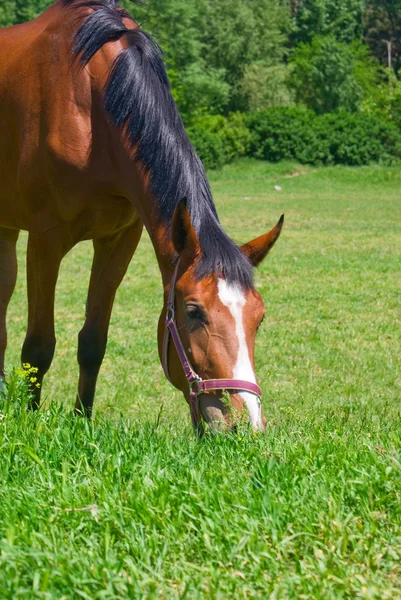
66,0 -> 253,288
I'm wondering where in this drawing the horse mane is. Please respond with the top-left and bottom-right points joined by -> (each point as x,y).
65,0 -> 253,288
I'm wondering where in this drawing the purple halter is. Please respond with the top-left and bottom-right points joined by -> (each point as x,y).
162,261 -> 262,435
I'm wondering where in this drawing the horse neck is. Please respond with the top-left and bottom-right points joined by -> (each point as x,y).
107,131 -> 176,284
64,1 -> 203,285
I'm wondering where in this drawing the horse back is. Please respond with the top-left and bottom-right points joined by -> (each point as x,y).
0,2 -> 134,236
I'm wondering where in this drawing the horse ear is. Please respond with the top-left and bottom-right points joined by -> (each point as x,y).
241,215 -> 284,267
171,199 -> 200,260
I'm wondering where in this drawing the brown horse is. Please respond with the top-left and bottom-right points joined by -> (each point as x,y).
0,0 -> 283,433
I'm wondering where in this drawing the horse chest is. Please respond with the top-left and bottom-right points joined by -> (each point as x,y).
67,197 -> 138,241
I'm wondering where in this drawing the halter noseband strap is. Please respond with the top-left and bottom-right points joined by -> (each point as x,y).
162,261 -> 262,434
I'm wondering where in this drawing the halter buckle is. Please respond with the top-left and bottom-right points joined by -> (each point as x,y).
189,376 -> 201,395
166,306 -> 175,322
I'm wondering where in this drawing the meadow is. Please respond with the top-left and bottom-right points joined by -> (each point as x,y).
1,159 -> 400,598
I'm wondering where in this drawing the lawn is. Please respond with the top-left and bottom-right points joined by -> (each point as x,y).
1,159 -> 400,598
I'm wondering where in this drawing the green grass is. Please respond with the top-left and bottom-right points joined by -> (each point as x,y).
1,159 -> 401,598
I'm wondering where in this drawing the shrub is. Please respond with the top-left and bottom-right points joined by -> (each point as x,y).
320,112 -> 401,165
247,107 -> 401,165
246,106 -> 330,163
187,113 -> 251,169
186,124 -> 225,170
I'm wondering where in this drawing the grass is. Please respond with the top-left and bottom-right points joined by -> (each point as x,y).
1,158 -> 401,598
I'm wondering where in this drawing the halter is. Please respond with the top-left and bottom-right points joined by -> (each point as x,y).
162,261 -> 262,435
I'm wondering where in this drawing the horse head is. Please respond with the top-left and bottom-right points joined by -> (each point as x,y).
159,200 -> 284,434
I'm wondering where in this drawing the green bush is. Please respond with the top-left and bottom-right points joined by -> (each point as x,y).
188,107 -> 401,169
246,106 -> 327,163
320,111 -> 401,165
187,123 -> 226,170
187,113 -> 251,169
247,107 -> 401,165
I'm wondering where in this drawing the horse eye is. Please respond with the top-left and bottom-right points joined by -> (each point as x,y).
186,305 -> 204,321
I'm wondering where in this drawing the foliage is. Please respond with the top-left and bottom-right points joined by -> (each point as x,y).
126,0 -> 290,120
0,0 -> 52,26
247,106 -> 327,163
319,111 -> 401,165
247,106 -> 401,165
169,64 -> 230,119
122,0 -> 232,118
186,123 -> 225,170
352,41 -> 383,99
291,0 -> 366,45
189,104 -> 401,170
362,68 -> 401,128
123,0 -> 291,117
0,1 -> 15,27
187,113 -> 251,169
364,1 -> 401,72
239,63 -> 293,112
195,0 -> 291,113
289,36 -> 380,114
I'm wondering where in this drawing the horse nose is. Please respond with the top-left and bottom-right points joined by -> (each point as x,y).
198,392 -> 266,432
198,393 -> 229,431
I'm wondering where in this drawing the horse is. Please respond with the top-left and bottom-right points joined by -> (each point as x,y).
0,0 -> 283,434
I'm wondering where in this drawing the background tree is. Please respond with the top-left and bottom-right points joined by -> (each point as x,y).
196,0 -> 291,112
291,0 -> 366,45
129,0 -> 291,116
123,0 -> 230,119
364,0 -> 401,73
239,64 -> 292,111
0,1 -> 16,27
289,36 -> 379,114
0,0 -> 52,25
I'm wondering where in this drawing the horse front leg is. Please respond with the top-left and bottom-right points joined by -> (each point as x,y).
21,228 -> 73,408
75,219 -> 143,417
0,227 -> 19,391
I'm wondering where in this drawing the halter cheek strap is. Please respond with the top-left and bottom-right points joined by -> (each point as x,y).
162,261 -> 262,435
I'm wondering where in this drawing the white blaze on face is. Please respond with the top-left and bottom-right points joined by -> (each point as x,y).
217,279 -> 263,429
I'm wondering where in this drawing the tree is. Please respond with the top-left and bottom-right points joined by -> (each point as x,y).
197,0 -> 291,112
125,0 -> 291,116
0,0 -> 53,26
123,0 -> 231,119
0,1 -> 16,28
291,0 -> 366,45
289,36 -> 379,114
364,1 -> 401,73
239,64 -> 292,111
362,68 -> 401,128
